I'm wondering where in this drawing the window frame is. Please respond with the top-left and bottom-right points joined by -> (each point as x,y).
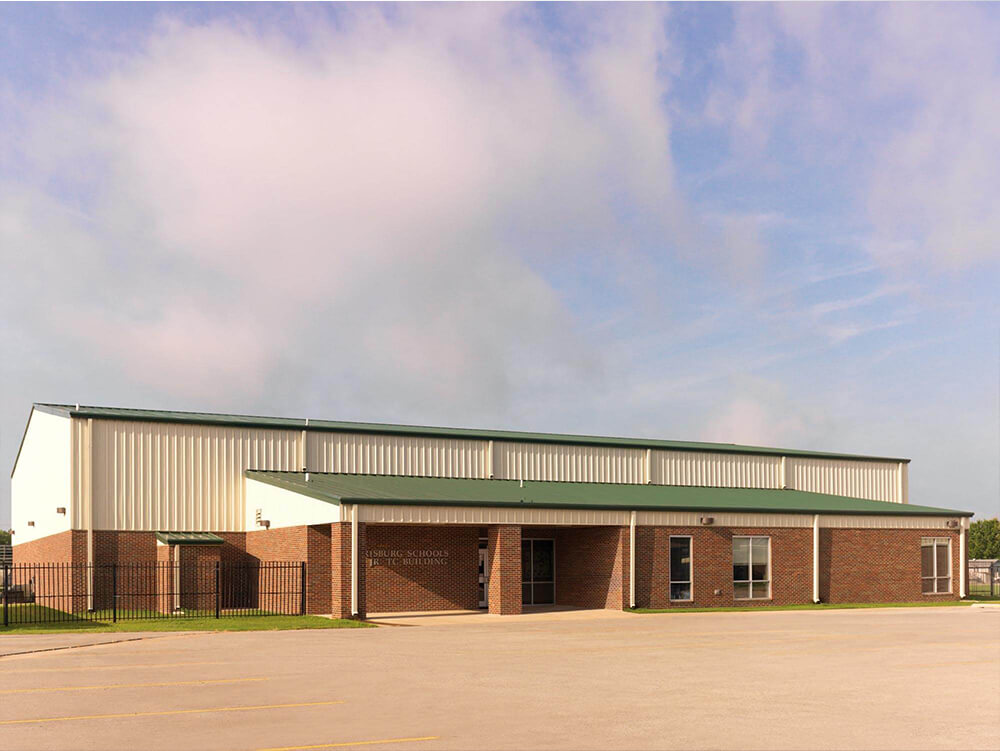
668,535 -> 693,602
921,537 -> 952,595
733,535 -> 771,601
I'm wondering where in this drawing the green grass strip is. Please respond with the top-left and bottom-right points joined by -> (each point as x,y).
628,599 -> 999,614
0,614 -> 372,634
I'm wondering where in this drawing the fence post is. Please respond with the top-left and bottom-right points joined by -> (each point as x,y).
3,563 -> 9,627
300,561 -> 306,616
112,564 -> 118,623
214,561 -> 221,619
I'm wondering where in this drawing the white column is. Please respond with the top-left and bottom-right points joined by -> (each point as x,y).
959,519 -> 967,598
812,514 -> 820,603
86,418 -> 95,611
350,504 -> 359,616
629,510 -> 636,608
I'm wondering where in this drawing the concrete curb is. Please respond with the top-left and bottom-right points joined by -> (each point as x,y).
0,632 -> 198,659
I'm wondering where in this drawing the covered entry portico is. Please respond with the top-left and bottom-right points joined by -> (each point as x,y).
363,521 -> 631,617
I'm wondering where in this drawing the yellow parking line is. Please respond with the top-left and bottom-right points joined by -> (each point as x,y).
0,677 -> 267,694
0,700 -> 343,726
0,661 -> 230,674
260,737 -> 440,751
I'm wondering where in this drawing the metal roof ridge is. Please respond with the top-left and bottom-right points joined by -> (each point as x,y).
35,401 -> 911,463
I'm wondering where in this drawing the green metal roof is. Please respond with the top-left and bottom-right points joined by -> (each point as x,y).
32,402 -> 909,463
155,531 -> 225,545
245,472 -> 971,517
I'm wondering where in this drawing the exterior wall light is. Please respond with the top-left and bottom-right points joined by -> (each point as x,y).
946,520 -> 959,529
27,521 -> 34,527
56,507 -> 66,515
699,516 -> 714,525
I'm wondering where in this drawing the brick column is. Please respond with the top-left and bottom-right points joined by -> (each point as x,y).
487,525 -> 522,615
331,519 -> 366,619
618,525 -> 631,611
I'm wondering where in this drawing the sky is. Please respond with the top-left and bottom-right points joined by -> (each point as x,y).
1,2 -> 998,525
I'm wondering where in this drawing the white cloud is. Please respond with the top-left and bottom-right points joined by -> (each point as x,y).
709,3 -> 1000,271
2,5 -> 684,417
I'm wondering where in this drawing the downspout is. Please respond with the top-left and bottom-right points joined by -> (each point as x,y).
812,514 -> 820,603
86,418 -> 95,612
350,504 -> 359,616
629,510 -> 636,609
959,518 -> 967,599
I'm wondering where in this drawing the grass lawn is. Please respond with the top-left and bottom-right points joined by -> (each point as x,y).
0,604 -> 372,633
629,599 -> 999,614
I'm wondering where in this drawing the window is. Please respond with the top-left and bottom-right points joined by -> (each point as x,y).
921,538 -> 951,594
669,536 -> 692,601
733,536 -> 770,600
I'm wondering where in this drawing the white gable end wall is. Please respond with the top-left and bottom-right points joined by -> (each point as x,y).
11,409 -> 72,544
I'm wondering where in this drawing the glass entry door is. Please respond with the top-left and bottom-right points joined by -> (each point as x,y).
521,539 -> 555,605
478,543 -> 488,608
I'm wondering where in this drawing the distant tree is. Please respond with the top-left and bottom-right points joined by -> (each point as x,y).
969,518 -> 1000,559
0,529 -> 10,545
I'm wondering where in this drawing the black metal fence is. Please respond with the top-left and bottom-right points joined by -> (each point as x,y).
1,561 -> 305,626
968,560 -> 999,599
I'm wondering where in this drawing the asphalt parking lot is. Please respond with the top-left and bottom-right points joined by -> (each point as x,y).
1,607 -> 998,751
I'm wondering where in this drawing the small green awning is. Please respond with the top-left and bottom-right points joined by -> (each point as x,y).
155,531 -> 225,546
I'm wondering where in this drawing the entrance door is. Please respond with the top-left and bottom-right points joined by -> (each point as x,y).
521,539 -> 555,605
478,544 -> 488,608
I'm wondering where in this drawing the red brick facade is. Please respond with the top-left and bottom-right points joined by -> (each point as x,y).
12,522 -> 963,616
488,525 -> 522,615
634,526 -> 814,608
365,525 -> 478,613
547,526 -> 630,609
821,528 -> 961,603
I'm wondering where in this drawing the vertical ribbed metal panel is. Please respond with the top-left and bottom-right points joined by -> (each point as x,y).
90,420 -> 301,532
309,433 -> 488,479
70,417 -> 91,529
495,442 -> 646,483
653,450 -> 782,489
787,458 -> 900,503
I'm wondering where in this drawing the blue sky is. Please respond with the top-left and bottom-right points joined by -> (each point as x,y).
1,2 -> 998,523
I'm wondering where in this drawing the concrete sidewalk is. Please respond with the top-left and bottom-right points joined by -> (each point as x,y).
0,632 -> 190,657
366,605 -> 634,626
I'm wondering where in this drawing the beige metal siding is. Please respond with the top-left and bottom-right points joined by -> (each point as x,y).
495,441 -> 645,484
89,420 -> 302,532
635,511 -> 811,528
309,433 -> 488,478
787,458 -> 901,503
653,450 -> 782,489
357,503 -> 630,526
818,515 -> 955,529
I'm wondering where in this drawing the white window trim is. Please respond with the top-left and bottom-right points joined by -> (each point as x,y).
921,537 -> 952,595
669,535 -> 693,602
733,535 -> 771,601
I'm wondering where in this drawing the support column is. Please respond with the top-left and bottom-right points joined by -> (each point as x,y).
487,525 -> 521,615
960,519 -> 967,599
812,514 -> 820,603
629,512 -> 636,609
331,518 -> 366,619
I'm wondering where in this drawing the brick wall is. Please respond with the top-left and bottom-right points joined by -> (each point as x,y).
635,526 -> 813,609
552,526 -> 629,609
10,530 -> 87,611
365,525 -> 478,614
11,530 -> 84,565
821,528 -> 961,603
246,525 -> 329,615
488,525 -> 522,615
